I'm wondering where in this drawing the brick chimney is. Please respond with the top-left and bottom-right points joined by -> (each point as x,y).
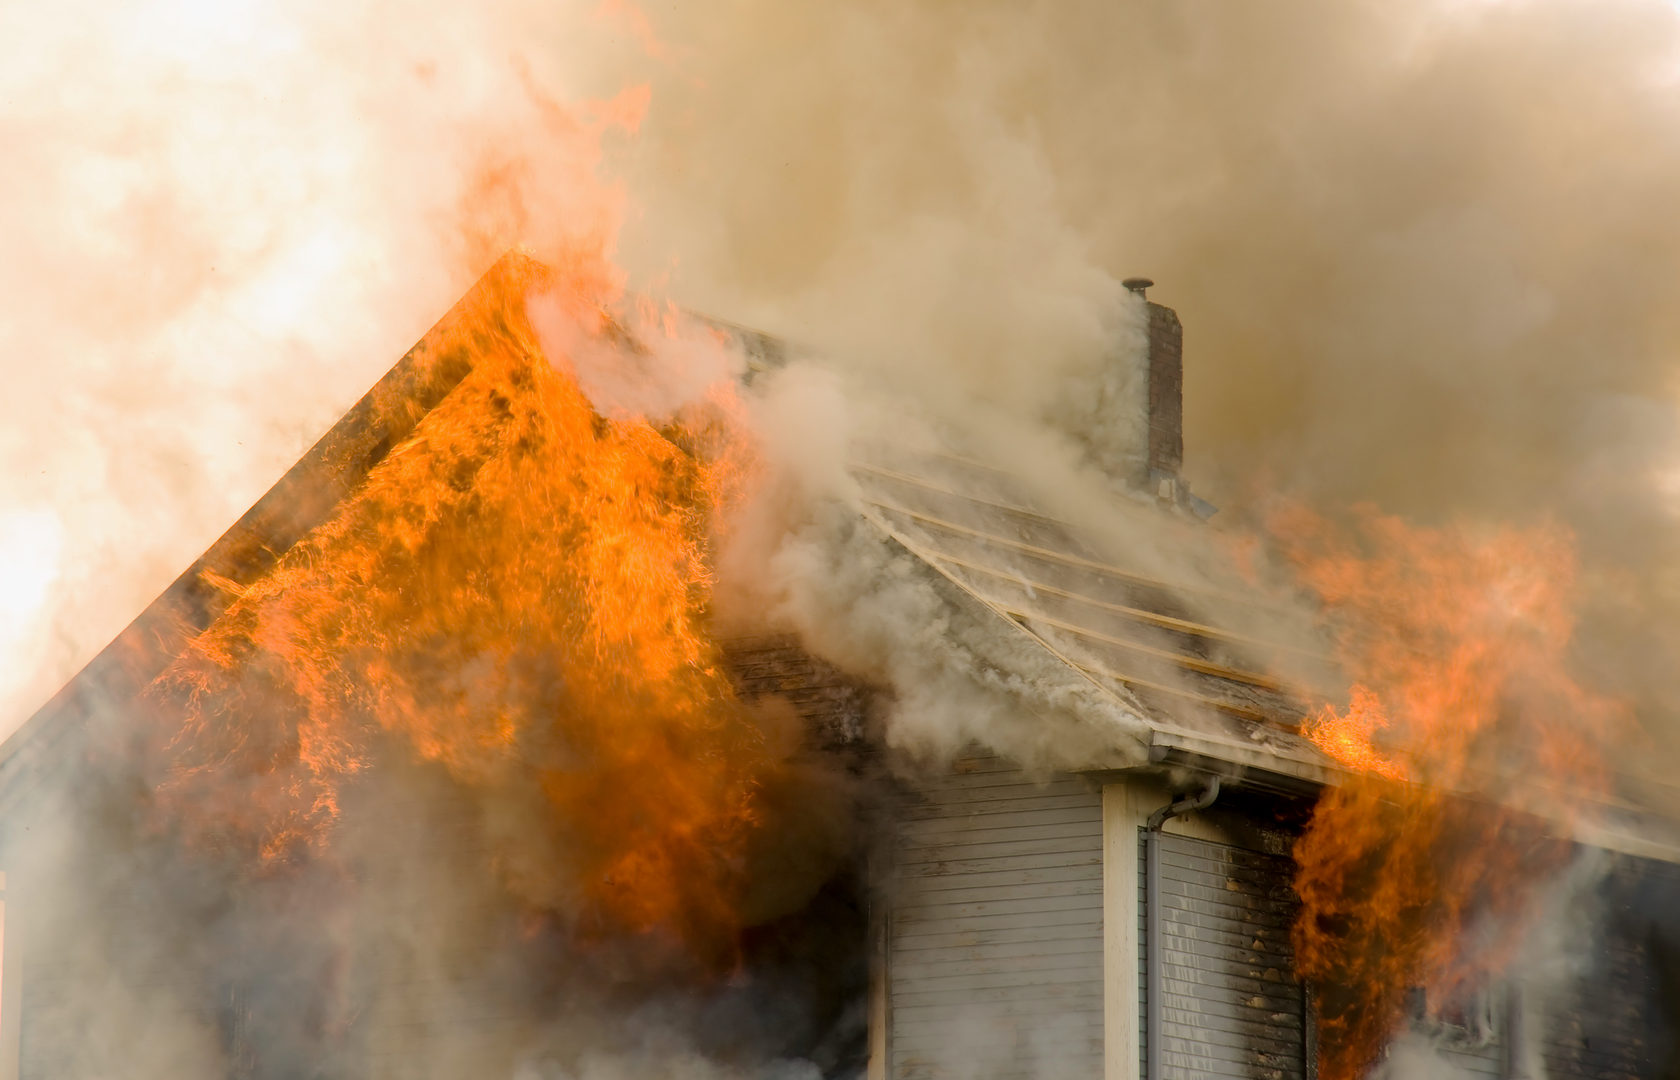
1123,278 -> 1185,499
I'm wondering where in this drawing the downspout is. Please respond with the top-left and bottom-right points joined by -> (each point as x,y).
1144,776 -> 1221,1080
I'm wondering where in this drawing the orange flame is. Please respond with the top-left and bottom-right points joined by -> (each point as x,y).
121,38 -> 800,957
143,255 -> 778,952
1301,685 -> 1406,781
1273,503 -> 1621,1079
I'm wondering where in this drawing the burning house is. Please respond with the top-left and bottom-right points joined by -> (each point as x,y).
1,251 -> 1678,1080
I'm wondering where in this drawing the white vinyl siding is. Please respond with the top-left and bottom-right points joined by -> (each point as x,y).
1140,831 -> 1308,1080
887,757 -> 1104,1080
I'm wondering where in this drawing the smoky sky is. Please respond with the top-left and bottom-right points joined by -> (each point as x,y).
10,0 -> 1680,781
603,0 -> 1680,519
590,0 -> 1680,795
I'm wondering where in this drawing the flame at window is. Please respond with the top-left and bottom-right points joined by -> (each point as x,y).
1272,503 -> 1623,1079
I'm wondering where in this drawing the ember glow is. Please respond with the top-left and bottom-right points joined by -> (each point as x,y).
1274,503 -> 1624,1079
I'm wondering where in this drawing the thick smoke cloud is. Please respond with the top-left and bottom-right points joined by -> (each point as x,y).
592,0 -> 1680,794
612,0 -> 1680,512
11,2 -> 1680,1078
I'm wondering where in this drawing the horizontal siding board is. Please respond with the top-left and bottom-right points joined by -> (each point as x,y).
896,901 -> 1102,927
1160,939 -> 1296,973
897,834 -> 1103,865
889,935 -> 1103,965
900,803 -> 1107,834
1159,890 -> 1296,929
1156,1019 -> 1301,1052
1144,831 -> 1308,1080
897,862 -> 1105,896
1156,912 -> 1296,952
1161,1029 -> 1298,1065
1160,983 -> 1301,1019
889,923 -> 1106,951
889,964 -> 1103,991
893,1018 -> 1106,1040
893,1024 -> 1104,1049
891,1000 -> 1106,1023
1161,1038 -> 1303,1069
891,947 -> 1104,975
895,890 -> 1105,918
1154,910 -> 1296,945
892,986 -> 1105,1010
1159,866 -> 1298,897
896,1059 -> 1096,1079
1157,930 -> 1295,966
889,964 -> 1101,995
1158,953 -> 1297,990
892,1040 -> 1102,1063
1157,1008 -> 1305,1051
1153,860 -> 1300,899
1156,844 -> 1299,873
1159,991 -> 1305,1026
897,820 -> 1102,850
889,759 -> 1102,1080
896,885 -> 1103,920
1158,1045 -> 1290,1076
895,946 -> 1105,973
892,1042 -> 1102,1065
896,873 -> 1103,905
1156,874 -> 1296,905
895,847 -> 1103,876
895,897 -> 1103,924
892,909 -> 1100,938
891,953 -> 1103,981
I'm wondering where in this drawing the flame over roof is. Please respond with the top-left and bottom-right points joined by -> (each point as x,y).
6,250 -> 1680,870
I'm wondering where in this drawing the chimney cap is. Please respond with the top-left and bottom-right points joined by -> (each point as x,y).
1122,277 -> 1154,297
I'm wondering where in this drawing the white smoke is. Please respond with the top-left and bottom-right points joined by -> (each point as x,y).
1370,1035 -> 1477,1080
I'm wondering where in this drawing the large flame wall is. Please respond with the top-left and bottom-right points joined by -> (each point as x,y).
146,268 -> 786,950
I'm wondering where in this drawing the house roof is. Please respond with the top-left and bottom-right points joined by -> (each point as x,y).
7,249 -> 1680,862
846,449 -> 1336,793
